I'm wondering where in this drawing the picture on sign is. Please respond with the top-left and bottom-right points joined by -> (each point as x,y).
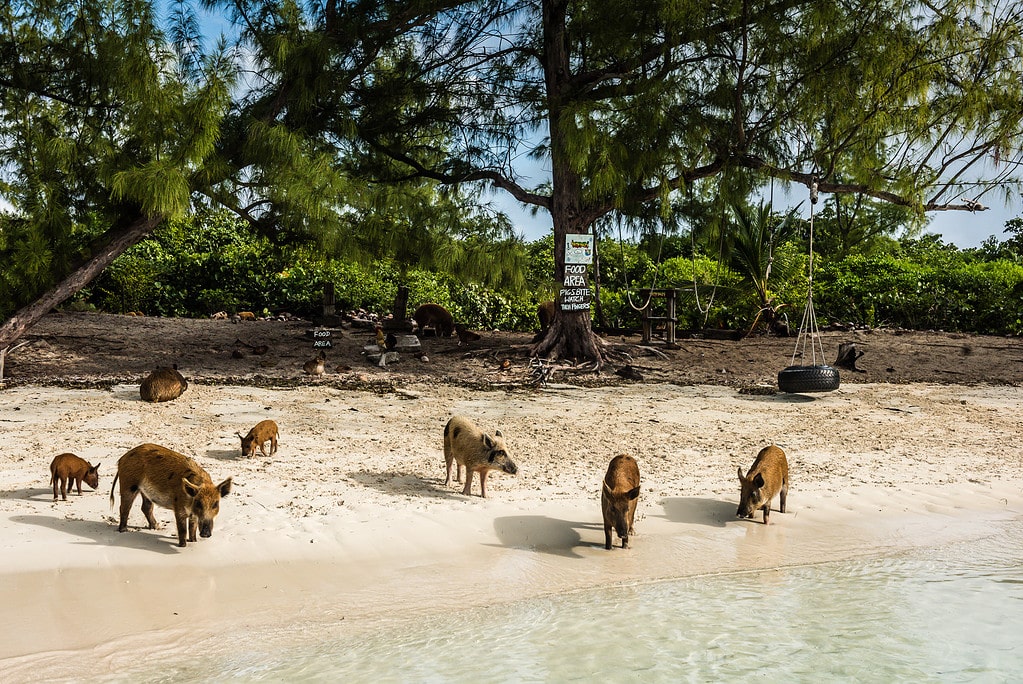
565,234 -> 594,265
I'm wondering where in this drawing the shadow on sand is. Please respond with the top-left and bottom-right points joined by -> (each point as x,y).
491,515 -> 605,559
657,497 -> 738,528
12,513 -> 180,554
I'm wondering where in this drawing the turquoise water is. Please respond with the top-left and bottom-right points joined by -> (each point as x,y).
139,520 -> 1023,683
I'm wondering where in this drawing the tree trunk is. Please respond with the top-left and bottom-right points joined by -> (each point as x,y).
0,214 -> 165,350
532,0 -> 605,365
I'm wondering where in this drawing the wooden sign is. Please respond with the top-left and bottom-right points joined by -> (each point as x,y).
312,329 -> 333,348
560,263 -> 592,311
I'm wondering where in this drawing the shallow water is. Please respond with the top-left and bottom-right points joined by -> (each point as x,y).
117,518 -> 1023,683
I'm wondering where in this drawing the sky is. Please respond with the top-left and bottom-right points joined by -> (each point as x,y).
493,184 -> 1022,248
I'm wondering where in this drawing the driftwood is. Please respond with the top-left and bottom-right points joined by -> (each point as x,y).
834,342 -> 866,373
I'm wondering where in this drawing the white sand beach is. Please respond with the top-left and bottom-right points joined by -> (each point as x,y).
1,380 -> 1021,678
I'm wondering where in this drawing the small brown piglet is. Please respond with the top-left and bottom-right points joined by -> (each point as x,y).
737,445 -> 789,524
49,453 -> 100,501
110,443 -> 232,547
238,419 -> 279,458
601,454 -> 640,550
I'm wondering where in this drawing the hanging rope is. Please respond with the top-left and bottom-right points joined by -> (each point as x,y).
617,216 -> 666,313
790,179 -> 826,367
693,202 -> 727,326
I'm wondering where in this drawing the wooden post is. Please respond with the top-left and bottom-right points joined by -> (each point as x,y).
665,288 -> 677,344
322,283 -> 336,319
639,289 -> 678,344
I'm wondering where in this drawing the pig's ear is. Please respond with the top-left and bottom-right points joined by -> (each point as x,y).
627,486 -> 640,501
737,466 -> 746,482
218,478 -> 233,497
182,478 -> 200,498
495,429 -> 503,438
752,473 -> 766,488
482,434 -> 495,449
236,432 -> 244,439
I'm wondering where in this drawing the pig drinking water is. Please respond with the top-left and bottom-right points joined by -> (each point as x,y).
601,454 -> 640,550
737,445 -> 789,524
110,443 -> 232,547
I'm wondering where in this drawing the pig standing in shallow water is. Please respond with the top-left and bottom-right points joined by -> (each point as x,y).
110,443 -> 232,547
49,453 -> 100,501
601,454 -> 640,550
737,445 -> 789,524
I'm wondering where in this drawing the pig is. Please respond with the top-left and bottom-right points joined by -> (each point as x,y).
443,415 -> 518,497
109,443 -> 232,547
537,300 -> 556,332
49,453 -> 100,501
601,454 -> 640,550
413,303 -> 455,337
737,445 -> 789,524
454,323 -> 481,345
139,365 -> 188,403
238,419 -> 279,458
303,350 -> 326,375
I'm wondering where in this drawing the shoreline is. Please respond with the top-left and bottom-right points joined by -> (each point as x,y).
2,381 -> 1022,676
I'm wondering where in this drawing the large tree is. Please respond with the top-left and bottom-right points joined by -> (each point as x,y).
219,0 -> 1023,363
0,0 -> 515,352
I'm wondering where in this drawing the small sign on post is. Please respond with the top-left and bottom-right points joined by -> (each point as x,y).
312,329 -> 333,349
561,234 -> 594,312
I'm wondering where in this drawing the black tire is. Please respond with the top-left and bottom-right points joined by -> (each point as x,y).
777,365 -> 840,393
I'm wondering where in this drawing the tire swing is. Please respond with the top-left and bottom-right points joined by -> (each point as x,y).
777,180 -> 840,394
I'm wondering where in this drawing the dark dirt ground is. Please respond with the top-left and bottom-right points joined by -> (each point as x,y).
4,311 -> 1023,391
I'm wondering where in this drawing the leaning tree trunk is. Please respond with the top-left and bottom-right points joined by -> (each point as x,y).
0,214 -> 165,350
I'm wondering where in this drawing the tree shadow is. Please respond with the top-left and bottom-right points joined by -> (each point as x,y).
11,514 -> 179,554
657,497 -> 738,528
491,515 -> 605,559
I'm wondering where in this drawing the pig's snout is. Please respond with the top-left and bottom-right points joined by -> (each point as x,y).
504,462 -> 519,475
199,523 -> 213,538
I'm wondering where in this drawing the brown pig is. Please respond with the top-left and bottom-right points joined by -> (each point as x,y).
601,454 -> 640,550
413,303 -> 455,337
238,419 -> 279,458
537,300 -> 556,332
109,443 -> 232,547
49,453 -> 100,501
737,445 -> 789,524
139,365 -> 188,403
443,415 -> 518,497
